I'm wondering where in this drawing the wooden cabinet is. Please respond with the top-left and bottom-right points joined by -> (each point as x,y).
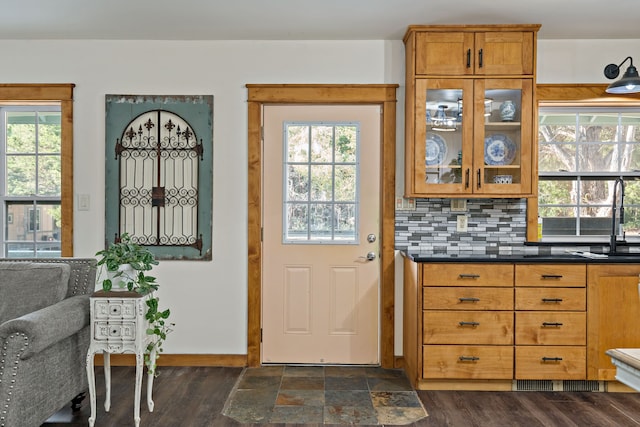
404,24 -> 540,198
410,262 -> 515,386
405,259 -> 640,389
412,27 -> 536,76
587,264 -> 640,381
514,264 -> 586,380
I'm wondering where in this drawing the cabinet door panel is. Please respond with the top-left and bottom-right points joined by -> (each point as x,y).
475,31 -> 534,75
415,32 -> 474,75
516,264 -> 586,287
515,346 -> 586,380
423,311 -> 514,345
474,79 -> 533,195
424,287 -> 514,310
424,345 -> 514,379
587,265 -> 640,380
515,312 -> 586,345
515,287 -> 585,311
412,78 -> 473,195
423,263 -> 513,287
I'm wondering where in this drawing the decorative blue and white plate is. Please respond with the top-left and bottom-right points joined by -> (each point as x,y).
426,133 -> 447,166
484,134 -> 516,165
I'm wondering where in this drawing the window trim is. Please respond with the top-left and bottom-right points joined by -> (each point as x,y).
530,84 -> 640,241
0,84 -> 75,256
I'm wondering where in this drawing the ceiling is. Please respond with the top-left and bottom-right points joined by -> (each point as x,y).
2,0 -> 640,41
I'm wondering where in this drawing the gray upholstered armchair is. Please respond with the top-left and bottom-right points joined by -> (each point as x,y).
0,258 -> 97,427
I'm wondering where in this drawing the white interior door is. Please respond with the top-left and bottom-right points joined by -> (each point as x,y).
262,104 -> 381,364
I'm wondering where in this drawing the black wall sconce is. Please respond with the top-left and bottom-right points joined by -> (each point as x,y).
604,56 -> 640,94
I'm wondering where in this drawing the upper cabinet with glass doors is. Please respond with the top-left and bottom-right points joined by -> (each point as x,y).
404,24 -> 540,197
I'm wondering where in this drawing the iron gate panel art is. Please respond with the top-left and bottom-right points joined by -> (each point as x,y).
105,95 -> 213,260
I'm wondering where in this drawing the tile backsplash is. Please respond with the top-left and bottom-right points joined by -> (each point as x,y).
395,198 -> 529,255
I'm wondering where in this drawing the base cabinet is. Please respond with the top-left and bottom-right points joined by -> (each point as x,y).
424,345 -> 514,380
404,259 -> 601,390
587,264 -> 640,381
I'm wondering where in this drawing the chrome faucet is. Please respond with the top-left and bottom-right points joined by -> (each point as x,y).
610,177 -> 625,254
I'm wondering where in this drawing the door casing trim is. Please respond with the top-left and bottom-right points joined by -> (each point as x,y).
246,84 -> 398,367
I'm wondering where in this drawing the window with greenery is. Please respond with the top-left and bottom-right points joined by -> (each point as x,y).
283,122 -> 359,243
0,84 -> 74,257
538,103 -> 640,241
1,106 -> 62,257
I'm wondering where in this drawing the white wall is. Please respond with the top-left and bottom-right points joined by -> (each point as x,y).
2,37 -> 637,356
2,39 -> 404,354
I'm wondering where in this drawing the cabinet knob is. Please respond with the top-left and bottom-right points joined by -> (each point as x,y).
459,274 -> 480,279
459,297 -> 480,303
542,298 -> 563,303
541,357 -> 563,362
459,355 -> 479,362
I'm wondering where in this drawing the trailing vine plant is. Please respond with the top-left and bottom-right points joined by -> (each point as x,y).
96,233 -> 174,376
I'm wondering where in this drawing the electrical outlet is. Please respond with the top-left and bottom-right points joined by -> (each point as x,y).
456,215 -> 468,232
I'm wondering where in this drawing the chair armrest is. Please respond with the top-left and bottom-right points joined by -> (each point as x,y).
0,294 -> 90,359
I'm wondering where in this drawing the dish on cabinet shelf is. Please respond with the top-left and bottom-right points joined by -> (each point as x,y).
484,134 -> 516,165
426,133 -> 448,166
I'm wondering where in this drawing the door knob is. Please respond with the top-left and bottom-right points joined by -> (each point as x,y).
367,234 -> 376,243
359,252 -> 376,261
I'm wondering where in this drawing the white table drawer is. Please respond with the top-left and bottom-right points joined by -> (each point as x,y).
94,321 -> 137,341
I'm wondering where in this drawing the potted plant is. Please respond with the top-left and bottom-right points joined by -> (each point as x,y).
96,233 -> 173,375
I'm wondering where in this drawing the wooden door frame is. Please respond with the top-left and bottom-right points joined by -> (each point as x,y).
246,84 -> 398,368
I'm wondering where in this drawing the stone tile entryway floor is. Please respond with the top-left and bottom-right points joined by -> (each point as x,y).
222,365 -> 428,425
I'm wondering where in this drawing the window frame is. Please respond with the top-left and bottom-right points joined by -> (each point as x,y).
530,84 -> 640,242
0,84 -> 75,256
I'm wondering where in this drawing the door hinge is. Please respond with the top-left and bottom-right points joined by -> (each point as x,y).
261,227 -> 263,242
260,328 -> 263,342
260,126 -> 264,141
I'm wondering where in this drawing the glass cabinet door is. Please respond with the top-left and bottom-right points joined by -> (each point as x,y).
413,78 -> 474,194
474,79 -> 532,195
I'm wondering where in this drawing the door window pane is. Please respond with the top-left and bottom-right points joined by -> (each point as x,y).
283,122 -> 359,244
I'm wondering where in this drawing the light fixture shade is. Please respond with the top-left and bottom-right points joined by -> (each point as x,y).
606,65 -> 640,93
604,57 -> 640,94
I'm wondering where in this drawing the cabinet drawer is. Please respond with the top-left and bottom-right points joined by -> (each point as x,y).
515,312 -> 586,345
424,287 -> 514,310
423,264 -> 513,287
515,264 -> 586,287
423,311 -> 514,344
423,345 -> 513,379
515,346 -> 586,379
94,321 -> 137,341
515,287 -> 586,311
94,299 -> 138,319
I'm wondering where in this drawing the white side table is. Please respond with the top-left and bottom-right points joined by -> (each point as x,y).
86,290 -> 156,427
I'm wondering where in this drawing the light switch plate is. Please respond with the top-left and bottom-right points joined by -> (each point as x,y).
395,197 -> 416,211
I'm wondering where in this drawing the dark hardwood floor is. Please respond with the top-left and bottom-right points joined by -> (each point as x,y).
43,366 -> 640,426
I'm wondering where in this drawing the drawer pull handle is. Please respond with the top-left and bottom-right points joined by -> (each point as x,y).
466,49 -> 471,68
459,321 -> 480,327
541,274 -> 563,280
542,357 -> 563,362
459,274 -> 480,279
542,322 -> 563,327
542,298 -> 563,303
459,355 -> 479,362
459,297 -> 480,303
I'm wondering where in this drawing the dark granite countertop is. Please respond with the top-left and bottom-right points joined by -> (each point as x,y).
402,251 -> 640,264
